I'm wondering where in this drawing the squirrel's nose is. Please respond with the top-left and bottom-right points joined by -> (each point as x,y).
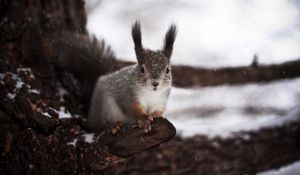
152,80 -> 159,87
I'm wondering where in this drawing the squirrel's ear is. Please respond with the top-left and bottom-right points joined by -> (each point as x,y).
132,21 -> 143,63
163,24 -> 177,59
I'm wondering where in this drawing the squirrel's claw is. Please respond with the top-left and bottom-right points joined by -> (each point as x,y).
137,118 -> 152,133
134,113 -> 162,133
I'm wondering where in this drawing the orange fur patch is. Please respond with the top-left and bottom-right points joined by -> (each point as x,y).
131,102 -> 146,115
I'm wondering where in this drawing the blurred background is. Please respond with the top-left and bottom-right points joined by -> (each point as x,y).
84,0 -> 300,174
87,0 -> 300,66
86,0 -> 300,138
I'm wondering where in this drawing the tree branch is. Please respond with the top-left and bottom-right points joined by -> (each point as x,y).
114,58 -> 300,87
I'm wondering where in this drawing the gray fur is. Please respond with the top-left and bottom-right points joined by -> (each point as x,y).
88,22 -> 177,132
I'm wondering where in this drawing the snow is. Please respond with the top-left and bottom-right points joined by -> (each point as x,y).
82,133 -> 95,143
28,89 -> 40,94
7,93 -> 16,99
166,78 -> 300,138
67,134 -> 95,147
55,83 -> 72,119
4,73 -> 24,100
58,106 -> 72,119
86,1 -> 300,138
41,112 -> 52,118
258,160 -> 300,175
17,68 -> 35,79
1,69 -> 37,99
67,138 -> 78,146
15,80 -> 24,89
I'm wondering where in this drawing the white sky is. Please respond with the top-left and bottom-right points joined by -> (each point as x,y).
87,0 -> 300,67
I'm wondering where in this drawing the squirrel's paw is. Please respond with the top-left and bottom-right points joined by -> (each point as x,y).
149,111 -> 164,119
110,121 -> 123,135
137,118 -> 152,133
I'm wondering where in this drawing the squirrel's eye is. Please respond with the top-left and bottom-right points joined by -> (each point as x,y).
166,67 -> 170,74
140,67 -> 145,74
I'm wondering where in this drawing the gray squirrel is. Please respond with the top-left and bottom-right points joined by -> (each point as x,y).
88,22 -> 177,133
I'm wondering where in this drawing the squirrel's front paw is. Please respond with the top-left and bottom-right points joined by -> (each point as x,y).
137,118 -> 152,133
110,121 -> 123,135
149,110 -> 164,119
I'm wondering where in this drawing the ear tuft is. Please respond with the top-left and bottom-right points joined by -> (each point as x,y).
132,21 -> 143,51
163,24 -> 177,58
132,21 -> 143,63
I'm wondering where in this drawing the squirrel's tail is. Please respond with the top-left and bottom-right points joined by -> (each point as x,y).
46,32 -> 116,108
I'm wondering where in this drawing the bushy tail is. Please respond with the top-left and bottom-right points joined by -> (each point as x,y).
49,32 -> 116,106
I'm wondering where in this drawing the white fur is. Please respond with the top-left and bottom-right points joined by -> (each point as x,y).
137,86 -> 169,114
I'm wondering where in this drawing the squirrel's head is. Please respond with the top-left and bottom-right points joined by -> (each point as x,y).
132,21 -> 177,91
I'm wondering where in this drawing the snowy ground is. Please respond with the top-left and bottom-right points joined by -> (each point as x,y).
166,79 -> 300,138
258,160 -> 300,175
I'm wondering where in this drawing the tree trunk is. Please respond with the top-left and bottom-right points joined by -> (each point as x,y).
0,1 -> 175,174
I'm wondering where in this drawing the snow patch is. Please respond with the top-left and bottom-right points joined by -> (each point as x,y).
58,106 -> 72,119
7,93 -> 16,99
28,89 -> 40,94
41,112 -> 51,118
68,138 -> 78,146
5,73 -> 24,100
82,133 -> 95,143
15,80 -> 24,89
17,68 -> 35,79
1,69 -> 37,100
258,160 -> 300,175
67,134 -> 95,147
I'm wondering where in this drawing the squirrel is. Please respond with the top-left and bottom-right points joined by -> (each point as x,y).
87,22 -> 177,133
